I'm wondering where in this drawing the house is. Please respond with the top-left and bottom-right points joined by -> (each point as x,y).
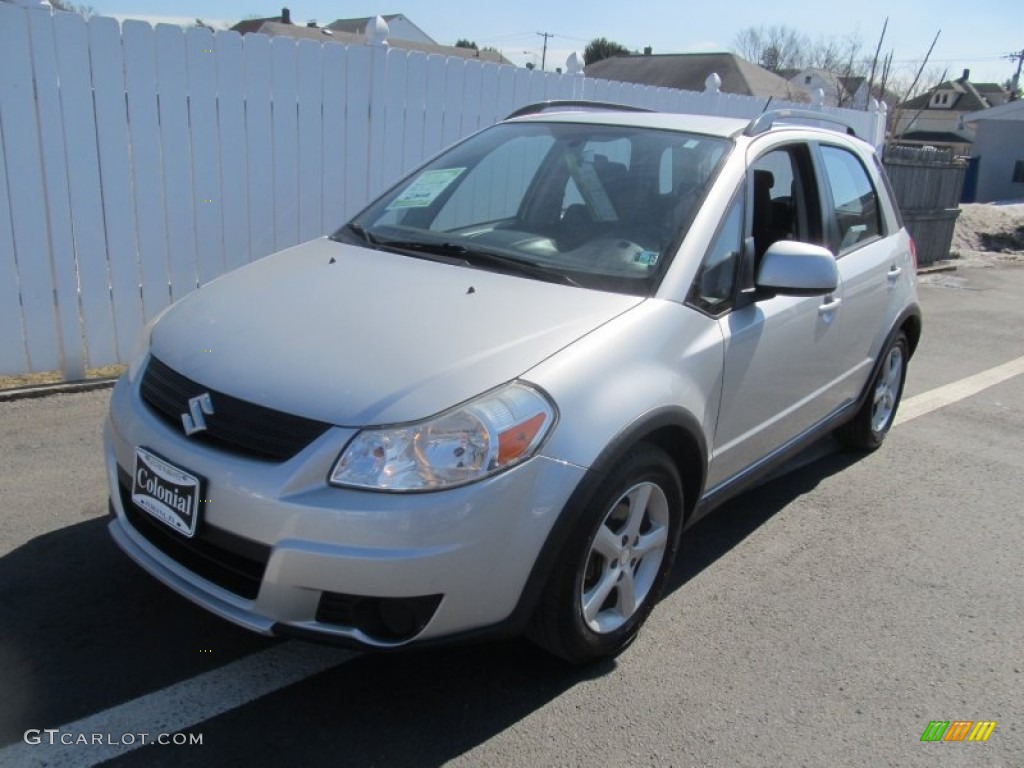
327,14 -> 435,45
230,7 -> 295,35
584,52 -> 808,102
786,68 -> 897,109
787,68 -> 851,106
962,99 -> 1024,203
892,69 -> 1009,154
233,9 -> 510,64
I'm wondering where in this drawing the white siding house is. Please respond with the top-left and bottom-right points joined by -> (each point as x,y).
963,100 -> 1024,203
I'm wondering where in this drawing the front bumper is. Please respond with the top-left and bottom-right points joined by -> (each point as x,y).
104,372 -> 585,648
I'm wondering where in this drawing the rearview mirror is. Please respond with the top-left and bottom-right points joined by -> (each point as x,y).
755,241 -> 838,298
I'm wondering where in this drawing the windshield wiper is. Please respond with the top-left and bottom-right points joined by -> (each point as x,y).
333,221 -> 377,246
377,239 -> 580,287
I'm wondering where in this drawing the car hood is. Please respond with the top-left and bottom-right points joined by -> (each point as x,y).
149,238 -> 643,426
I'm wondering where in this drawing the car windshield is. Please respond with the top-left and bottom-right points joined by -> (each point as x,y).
333,121 -> 732,296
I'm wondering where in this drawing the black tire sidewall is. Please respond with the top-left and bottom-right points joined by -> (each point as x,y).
869,332 -> 910,443
552,444 -> 684,662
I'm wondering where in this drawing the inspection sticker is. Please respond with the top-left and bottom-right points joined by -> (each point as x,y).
633,250 -> 660,266
386,168 -> 465,209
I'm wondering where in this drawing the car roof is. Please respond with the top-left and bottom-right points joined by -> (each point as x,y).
504,109 -> 750,139
503,104 -> 871,149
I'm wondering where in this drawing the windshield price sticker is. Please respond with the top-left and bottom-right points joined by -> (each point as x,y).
387,168 -> 466,210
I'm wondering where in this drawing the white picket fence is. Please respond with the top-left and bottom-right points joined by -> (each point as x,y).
0,5 -> 886,379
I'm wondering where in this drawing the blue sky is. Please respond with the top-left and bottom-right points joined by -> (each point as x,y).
82,0 -> 1021,86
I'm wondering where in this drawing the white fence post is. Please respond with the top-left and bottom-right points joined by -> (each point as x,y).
567,51 -> 584,99
364,15 -> 390,200
870,98 -> 888,150
703,73 -> 721,117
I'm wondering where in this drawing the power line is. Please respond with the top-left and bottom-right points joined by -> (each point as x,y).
475,32 -> 542,43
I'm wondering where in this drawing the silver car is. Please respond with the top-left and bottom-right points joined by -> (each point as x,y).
105,104 -> 921,663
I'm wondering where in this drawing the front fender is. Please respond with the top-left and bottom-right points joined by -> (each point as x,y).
526,298 -> 723,472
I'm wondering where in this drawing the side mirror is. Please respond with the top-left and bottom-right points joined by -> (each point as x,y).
755,241 -> 838,298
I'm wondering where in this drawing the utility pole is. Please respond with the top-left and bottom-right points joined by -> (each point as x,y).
537,31 -> 553,72
1009,48 -> 1024,100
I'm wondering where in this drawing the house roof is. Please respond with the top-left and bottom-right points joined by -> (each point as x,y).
253,21 -> 510,64
327,14 -> 435,44
584,53 -> 804,101
840,75 -> 899,107
231,13 -> 290,35
964,99 -> 1024,123
900,77 -> 995,112
256,21 -> 350,43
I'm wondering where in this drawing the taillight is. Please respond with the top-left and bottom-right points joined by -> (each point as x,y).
908,236 -> 917,270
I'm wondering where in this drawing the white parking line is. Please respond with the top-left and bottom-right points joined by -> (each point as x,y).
0,642 -> 354,767
895,354 -> 1024,426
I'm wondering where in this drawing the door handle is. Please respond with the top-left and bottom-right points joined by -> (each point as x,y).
887,265 -> 903,280
818,297 -> 842,314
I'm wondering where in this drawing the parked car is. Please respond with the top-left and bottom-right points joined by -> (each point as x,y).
105,103 -> 921,663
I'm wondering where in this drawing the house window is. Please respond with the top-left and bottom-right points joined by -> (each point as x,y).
1013,161 -> 1024,184
804,75 -> 812,84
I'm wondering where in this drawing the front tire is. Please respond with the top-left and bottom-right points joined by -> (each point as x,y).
835,331 -> 909,450
528,444 -> 684,664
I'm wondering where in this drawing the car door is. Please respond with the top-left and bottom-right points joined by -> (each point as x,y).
817,143 -> 911,403
706,144 -> 848,490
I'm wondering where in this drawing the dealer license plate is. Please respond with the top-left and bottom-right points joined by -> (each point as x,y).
131,447 -> 203,538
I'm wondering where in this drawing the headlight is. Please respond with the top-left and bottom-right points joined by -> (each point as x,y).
330,382 -> 555,491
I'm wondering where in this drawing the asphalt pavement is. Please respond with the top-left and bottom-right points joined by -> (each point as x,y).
1,263 -> 1021,767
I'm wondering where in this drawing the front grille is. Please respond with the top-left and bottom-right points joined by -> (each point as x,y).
139,356 -> 331,461
118,470 -> 270,600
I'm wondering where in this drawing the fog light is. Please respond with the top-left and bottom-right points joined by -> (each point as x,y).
316,592 -> 442,642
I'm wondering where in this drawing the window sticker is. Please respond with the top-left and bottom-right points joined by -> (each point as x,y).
386,168 -> 466,210
633,250 -> 660,266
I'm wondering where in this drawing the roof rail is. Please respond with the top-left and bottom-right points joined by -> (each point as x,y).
505,100 -> 655,120
744,109 -> 858,138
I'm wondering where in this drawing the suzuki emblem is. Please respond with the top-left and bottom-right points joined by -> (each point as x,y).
182,393 -> 214,436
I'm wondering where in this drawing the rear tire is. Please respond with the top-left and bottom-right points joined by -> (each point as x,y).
527,444 -> 683,664
835,331 -> 908,450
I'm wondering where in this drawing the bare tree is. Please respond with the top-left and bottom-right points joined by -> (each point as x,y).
733,25 -> 805,73
865,18 -> 889,109
833,33 -> 865,107
887,30 -> 943,138
48,0 -> 94,14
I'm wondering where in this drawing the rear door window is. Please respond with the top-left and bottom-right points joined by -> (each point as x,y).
820,145 -> 883,254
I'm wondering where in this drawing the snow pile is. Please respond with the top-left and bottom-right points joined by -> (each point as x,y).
951,202 -> 1024,265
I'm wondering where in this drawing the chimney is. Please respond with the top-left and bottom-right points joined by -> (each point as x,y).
961,68 -> 970,81
281,7 -> 291,25
644,46 -> 653,56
